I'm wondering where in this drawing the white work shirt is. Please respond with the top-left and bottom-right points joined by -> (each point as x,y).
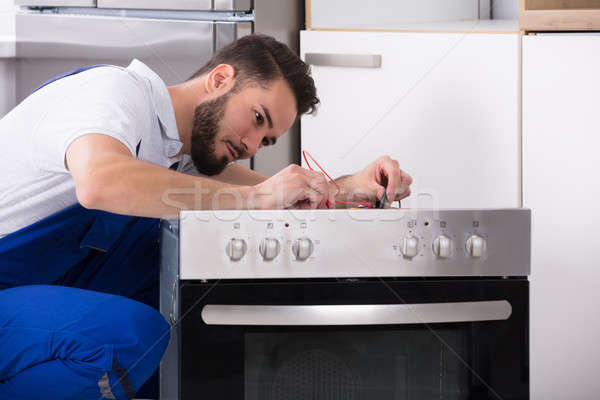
0,59 -> 195,237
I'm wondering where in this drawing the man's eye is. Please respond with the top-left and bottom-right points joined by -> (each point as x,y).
261,137 -> 270,146
255,111 -> 264,125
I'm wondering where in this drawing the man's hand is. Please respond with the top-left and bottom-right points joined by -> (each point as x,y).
249,164 -> 334,209
337,155 -> 412,206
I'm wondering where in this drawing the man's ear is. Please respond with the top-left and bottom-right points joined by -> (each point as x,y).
205,64 -> 236,94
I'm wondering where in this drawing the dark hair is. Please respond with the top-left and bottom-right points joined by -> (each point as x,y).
188,34 -> 319,116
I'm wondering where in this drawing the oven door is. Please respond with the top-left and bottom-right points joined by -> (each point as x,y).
176,278 -> 528,400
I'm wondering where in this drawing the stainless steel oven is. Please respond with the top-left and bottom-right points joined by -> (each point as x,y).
159,209 -> 530,400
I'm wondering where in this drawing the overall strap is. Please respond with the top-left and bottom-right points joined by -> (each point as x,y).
33,64 -> 117,92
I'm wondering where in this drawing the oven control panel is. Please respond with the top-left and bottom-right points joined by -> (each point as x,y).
175,209 -> 530,279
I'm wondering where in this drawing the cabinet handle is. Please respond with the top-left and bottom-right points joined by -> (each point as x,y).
305,53 -> 382,68
202,300 -> 512,326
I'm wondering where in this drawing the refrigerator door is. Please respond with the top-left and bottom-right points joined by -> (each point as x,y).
97,0 -> 252,11
213,0 -> 252,11
15,1 -> 96,6
215,21 -> 252,51
15,13 -> 214,97
97,0 -> 211,10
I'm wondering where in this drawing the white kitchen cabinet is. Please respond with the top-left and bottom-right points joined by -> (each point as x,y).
523,34 -> 600,400
301,27 -> 521,208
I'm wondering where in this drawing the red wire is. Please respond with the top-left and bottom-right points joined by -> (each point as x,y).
302,150 -> 373,209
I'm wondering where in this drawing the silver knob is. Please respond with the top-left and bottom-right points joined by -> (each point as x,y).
400,236 -> 419,259
466,235 -> 486,258
292,238 -> 314,261
432,235 -> 452,258
226,238 -> 247,261
259,238 -> 280,261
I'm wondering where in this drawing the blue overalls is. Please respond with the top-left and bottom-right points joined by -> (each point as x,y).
0,66 -> 170,400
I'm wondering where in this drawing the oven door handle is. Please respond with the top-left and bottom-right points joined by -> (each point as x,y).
201,300 -> 512,326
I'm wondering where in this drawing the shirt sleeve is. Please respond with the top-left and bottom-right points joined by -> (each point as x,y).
31,69 -> 151,173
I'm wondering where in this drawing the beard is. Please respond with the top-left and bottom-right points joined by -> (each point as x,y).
190,93 -> 231,176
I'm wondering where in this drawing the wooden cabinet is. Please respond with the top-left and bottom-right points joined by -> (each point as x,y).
301,28 -> 521,208
523,33 -> 600,400
519,0 -> 600,31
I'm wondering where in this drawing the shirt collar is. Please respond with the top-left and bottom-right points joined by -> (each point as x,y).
126,59 -> 183,158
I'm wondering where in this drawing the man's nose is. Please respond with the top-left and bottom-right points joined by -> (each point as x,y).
241,134 -> 260,157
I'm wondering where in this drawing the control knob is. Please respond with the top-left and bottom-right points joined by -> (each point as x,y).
432,235 -> 452,258
466,235 -> 486,258
259,238 -> 280,261
226,238 -> 247,261
292,238 -> 314,261
400,235 -> 420,259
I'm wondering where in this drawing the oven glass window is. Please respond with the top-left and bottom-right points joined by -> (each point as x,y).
245,329 -> 470,400
177,279 -> 528,399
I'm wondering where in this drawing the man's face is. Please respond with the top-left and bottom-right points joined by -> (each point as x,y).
190,78 -> 297,176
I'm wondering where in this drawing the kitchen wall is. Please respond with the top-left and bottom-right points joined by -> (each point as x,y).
309,0 -> 480,28
479,0 -> 519,19
491,0 -> 519,19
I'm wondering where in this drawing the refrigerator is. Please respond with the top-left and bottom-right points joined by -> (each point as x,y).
8,0 -> 303,173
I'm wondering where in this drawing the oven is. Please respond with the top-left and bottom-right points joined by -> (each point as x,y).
159,209 -> 530,400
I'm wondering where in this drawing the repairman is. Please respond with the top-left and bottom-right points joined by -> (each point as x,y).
0,34 -> 412,399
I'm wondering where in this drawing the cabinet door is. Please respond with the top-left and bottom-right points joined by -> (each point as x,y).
300,30 -> 520,208
523,34 -> 600,400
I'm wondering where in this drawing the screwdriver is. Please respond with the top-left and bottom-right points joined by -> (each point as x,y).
376,175 -> 388,208
376,190 -> 387,209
